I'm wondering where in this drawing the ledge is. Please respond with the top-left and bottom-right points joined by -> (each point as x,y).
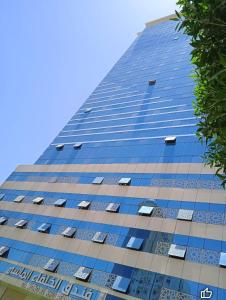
145,14 -> 176,28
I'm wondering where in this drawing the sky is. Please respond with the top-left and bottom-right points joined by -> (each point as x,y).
0,0 -> 178,183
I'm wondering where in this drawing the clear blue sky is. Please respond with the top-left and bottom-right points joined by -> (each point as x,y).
0,0 -> 178,183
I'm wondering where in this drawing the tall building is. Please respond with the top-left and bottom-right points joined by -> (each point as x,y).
0,14 -> 225,300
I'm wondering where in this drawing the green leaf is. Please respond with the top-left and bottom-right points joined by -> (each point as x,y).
174,0 -> 226,187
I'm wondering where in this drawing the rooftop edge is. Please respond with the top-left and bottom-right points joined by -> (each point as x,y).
145,14 -> 176,28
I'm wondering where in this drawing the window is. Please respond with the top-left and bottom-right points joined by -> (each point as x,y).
92,232 -> 107,244
165,136 -> 176,144
14,195 -> 25,203
73,142 -> 83,149
177,209 -> 193,221
106,203 -> 120,213
54,199 -> 66,207
126,237 -> 143,250
112,276 -> 131,294
43,259 -> 59,272
78,201 -> 90,209
73,267 -> 91,281
32,197 -> 44,205
55,144 -> 64,150
0,246 -> 9,257
0,217 -> 7,225
48,177 -> 57,183
138,206 -> 154,216
38,223 -> 51,233
92,177 -> 104,185
84,108 -> 92,113
118,178 -> 131,186
0,194 -> 5,201
148,79 -> 156,85
14,220 -> 27,229
168,244 -> 186,259
61,227 -> 76,238
219,252 -> 226,267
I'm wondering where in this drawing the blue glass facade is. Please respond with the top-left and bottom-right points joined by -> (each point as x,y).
0,15 -> 226,299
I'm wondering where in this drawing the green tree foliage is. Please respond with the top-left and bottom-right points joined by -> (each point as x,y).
173,0 -> 226,186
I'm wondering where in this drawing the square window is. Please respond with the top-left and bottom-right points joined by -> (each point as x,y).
15,220 -> 27,228
118,178 -> 131,186
0,194 -> 5,201
61,227 -> 76,238
43,259 -> 59,272
0,217 -> 7,225
92,177 -> 104,185
73,267 -> 91,281
54,199 -> 66,207
112,276 -> 131,294
106,203 -> 120,213
168,244 -> 186,259
165,136 -> 176,144
84,108 -> 92,113
148,79 -> 156,85
138,206 -> 154,216
0,246 -> 9,257
92,232 -> 107,244
32,197 -> 44,205
56,144 -> 64,150
78,201 -> 90,209
177,209 -> 193,221
219,252 -> 226,267
14,195 -> 25,203
73,142 -> 83,149
126,237 -> 143,250
38,223 -> 51,233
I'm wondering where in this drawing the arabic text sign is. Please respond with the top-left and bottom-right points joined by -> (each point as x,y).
6,265 -> 95,300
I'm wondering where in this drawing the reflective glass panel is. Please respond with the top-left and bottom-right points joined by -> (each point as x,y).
112,276 -> 131,294
138,206 -> 154,216
54,198 -> 66,207
92,232 -> 107,244
73,267 -> 91,281
168,244 -> 186,259
43,259 -> 59,272
177,209 -> 193,221
14,195 -> 25,203
126,237 -> 143,250
118,178 -> 131,186
61,227 -> 76,238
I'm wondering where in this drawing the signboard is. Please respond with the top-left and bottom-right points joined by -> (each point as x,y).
2,263 -> 104,300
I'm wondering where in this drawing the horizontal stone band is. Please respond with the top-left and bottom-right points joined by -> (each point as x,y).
0,201 -> 225,242
2,180 -> 226,204
15,163 -> 219,175
0,225 -> 224,289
